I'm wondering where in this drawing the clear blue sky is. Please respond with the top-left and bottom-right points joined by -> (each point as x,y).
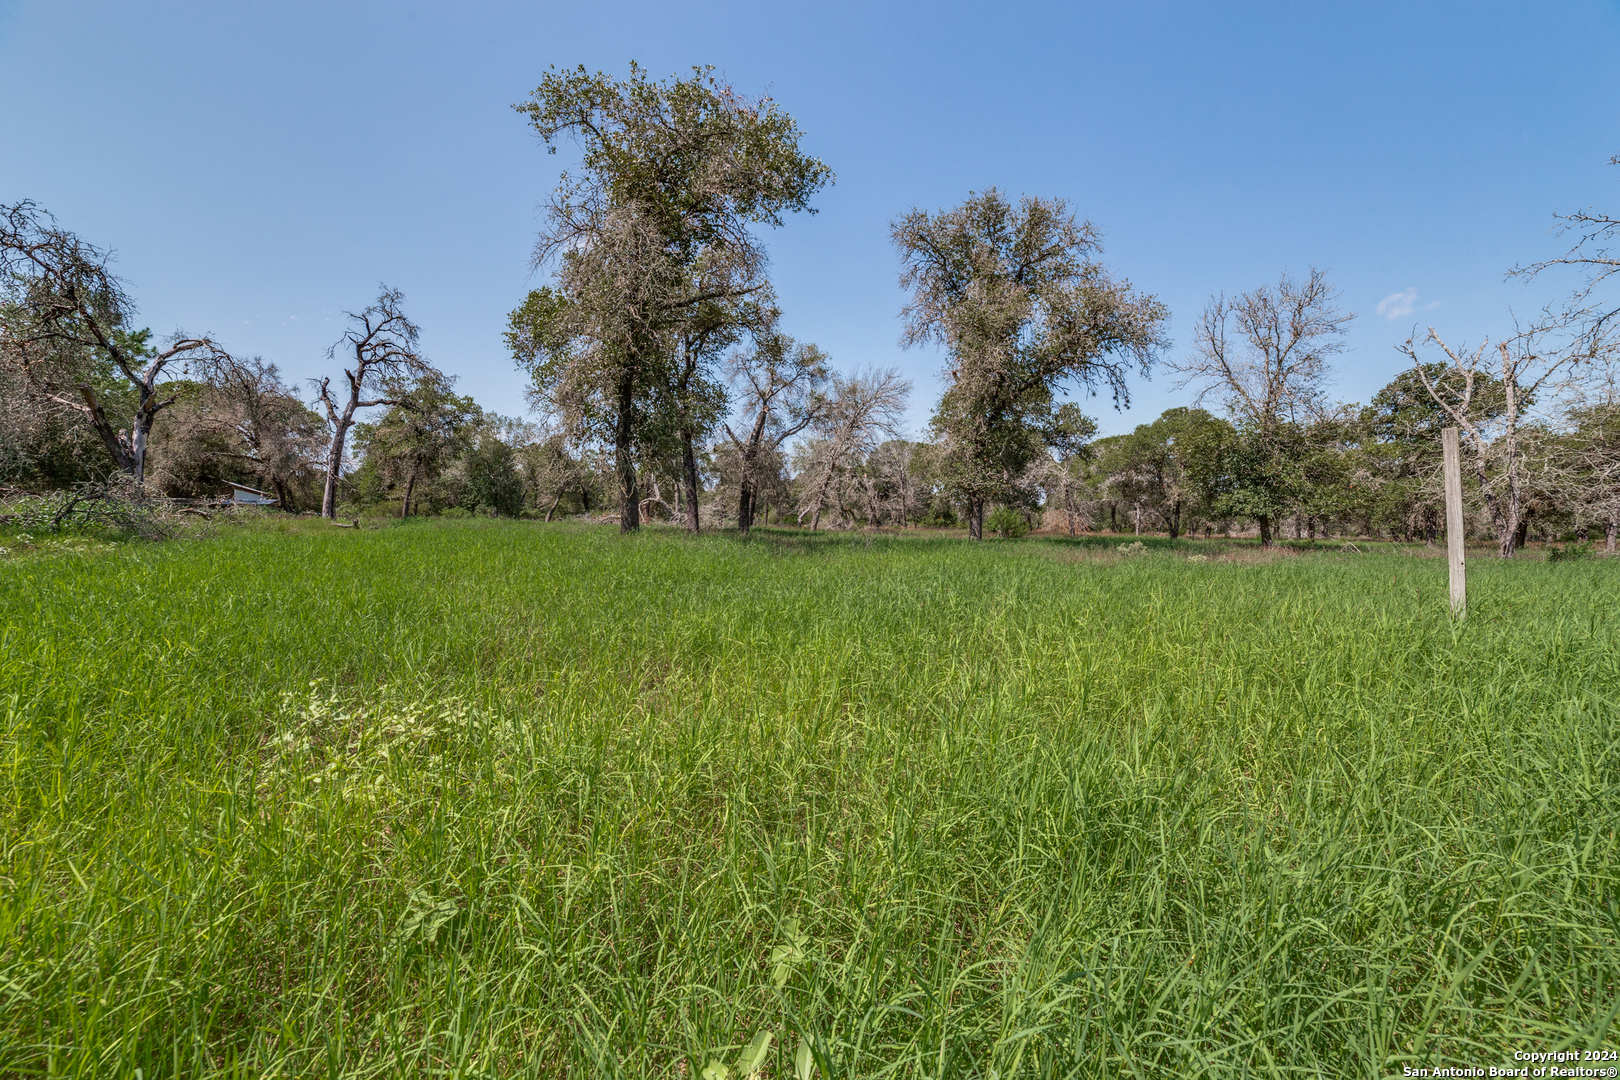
3,1 -> 1618,438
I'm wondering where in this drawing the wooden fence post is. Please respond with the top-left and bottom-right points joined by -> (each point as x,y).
1442,426 -> 1466,621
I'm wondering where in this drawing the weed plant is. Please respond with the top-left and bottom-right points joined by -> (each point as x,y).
1,521 -> 1617,1077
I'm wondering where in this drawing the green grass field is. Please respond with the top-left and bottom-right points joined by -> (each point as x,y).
2,521 -> 1617,1078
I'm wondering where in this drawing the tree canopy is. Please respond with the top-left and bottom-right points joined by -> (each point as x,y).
509,64 -> 832,532
893,189 -> 1168,538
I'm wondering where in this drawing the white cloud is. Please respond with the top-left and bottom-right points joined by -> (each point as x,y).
1376,288 -> 1417,319
1376,287 -> 1439,320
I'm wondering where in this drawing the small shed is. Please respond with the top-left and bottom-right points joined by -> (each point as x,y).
229,483 -> 279,506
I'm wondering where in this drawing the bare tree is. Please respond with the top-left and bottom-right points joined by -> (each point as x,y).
218,356 -> 328,507
1400,311 -> 1602,558
1029,402 -> 1097,536
1174,269 -> 1350,426
1170,268 -> 1353,546
1506,154 -> 1620,551
315,288 -> 435,519
1511,154 -> 1620,337
0,200 -> 230,484
797,368 -> 910,530
865,440 -> 925,527
523,432 -> 599,521
723,332 -> 829,533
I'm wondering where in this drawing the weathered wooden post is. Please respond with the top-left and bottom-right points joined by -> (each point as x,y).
1442,426 -> 1466,621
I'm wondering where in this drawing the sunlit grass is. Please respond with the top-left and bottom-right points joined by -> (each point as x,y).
2,520 -> 1617,1077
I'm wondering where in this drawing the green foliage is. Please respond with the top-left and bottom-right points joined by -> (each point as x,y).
2,524 -> 1618,1075
460,433 -> 526,517
1546,541 -> 1594,562
1363,362 -> 1513,442
351,374 -> 482,513
986,504 -> 1029,538
1101,406 -> 1234,538
895,189 -> 1169,527
515,63 -> 833,235
508,65 -> 832,529
1043,401 -> 1098,458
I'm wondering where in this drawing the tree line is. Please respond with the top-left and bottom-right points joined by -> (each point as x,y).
3,64 -> 1618,554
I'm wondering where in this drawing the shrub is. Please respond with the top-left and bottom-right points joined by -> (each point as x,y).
1546,542 -> 1593,563
986,506 -> 1029,539
0,477 -> 177,540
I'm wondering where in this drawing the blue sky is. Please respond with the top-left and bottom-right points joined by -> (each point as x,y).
2,1 -> 1618,438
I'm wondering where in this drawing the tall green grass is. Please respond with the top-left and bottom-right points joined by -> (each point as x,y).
1,521 -> 1617,1077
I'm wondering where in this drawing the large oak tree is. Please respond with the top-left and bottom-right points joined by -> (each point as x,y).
893,190 -> 1168,539
509,64 -> 831,532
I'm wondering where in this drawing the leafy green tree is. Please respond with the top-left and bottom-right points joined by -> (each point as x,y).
892,189 -> 1168,539
352,373 -> 480,517
517,431 -> 603,521
508,64 -> 832,533
652,294 -> 762,533
461,429 -> 526,518
1105,407 -> 1233,538
1345,364 -> 1512,541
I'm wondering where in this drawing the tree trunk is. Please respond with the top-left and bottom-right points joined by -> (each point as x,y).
735,410 -> 769,534
545,493 -> 561,522
807,461 -> 839,532
1257,514 -> 1273,549
737,470 -> 755,533
1606,515 -> 1617,554
273,477 -> 293,511
321,419 -> 353,519
1169,499 -> 1182,539
129,405 -> 158,485
401,463 -> 419,519
967,497 -> 984,541
615,373 -> 639,533
681,429 -> 700,534
77,385 -> 137,476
